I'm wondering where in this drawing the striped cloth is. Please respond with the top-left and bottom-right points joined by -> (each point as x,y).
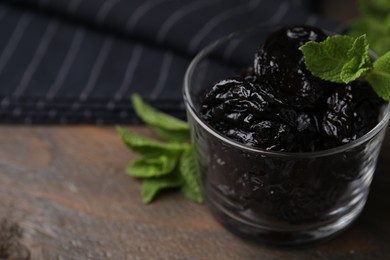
0,0 -> 343,124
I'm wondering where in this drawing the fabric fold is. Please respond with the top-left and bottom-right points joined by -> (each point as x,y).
0,1 -> 344,124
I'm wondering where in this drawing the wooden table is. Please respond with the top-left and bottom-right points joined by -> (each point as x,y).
0,126 -> 389,259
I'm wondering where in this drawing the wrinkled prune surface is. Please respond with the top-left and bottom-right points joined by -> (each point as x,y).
262,69 -> 338,109
200,25 -> 385,152
254,26 -> 334,109
254,25 -> 327,76
201,78 -> 298,150
322,81 -> 384,145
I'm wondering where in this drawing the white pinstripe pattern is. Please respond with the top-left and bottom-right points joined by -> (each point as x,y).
126,0 -> 174,33
0,13 -> 32,77
68,0 -> 83,14
13,21 -> 59,98
79,38 -> 113,101
97,0 -> 121,24
46,28 -> 85,100
157,0 -> 221,42
223,1 -> 290,59
114,45 -> 143,100
150,52 -> 173,100
189,0 -> 263,52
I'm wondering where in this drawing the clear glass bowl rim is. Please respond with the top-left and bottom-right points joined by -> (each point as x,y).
183,25 -> 390,158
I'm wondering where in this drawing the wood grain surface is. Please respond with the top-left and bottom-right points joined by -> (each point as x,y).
0,126 -> 389,259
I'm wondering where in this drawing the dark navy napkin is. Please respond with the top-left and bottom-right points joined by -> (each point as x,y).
0,0 -> 343,124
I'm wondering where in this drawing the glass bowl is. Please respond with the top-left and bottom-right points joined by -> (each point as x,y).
183,25 -> 390,246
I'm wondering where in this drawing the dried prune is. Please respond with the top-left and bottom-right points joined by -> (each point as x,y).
322,81 -> 384,144
276,109 -> 323,152
251,120 -> 293,151
201,78 -> 297,150
254,25 -> 327,76
253,26 -> 332,109
261,69 -> 338,109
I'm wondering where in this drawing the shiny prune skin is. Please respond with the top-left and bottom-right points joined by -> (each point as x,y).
254,26 -> 331,109
250,120 -> 292,151
322,81 -> 385,144
200,77 -> 327,152
261,70 -> 335,109
201,79 -> 268,126
276,109 -> 324,152
201,79 -> 295,149
254,25 -> 327,76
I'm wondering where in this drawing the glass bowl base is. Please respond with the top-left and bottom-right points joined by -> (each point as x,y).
206,196 -> 366,246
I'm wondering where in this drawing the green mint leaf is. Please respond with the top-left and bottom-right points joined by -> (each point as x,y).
299,35 -> 354,83
118,96 -> 203,204
117,127 -> 188,156
127,154 -> 179,178
179,147 -> 203,203
300,35 -> 372,83
340,35 -> 372,82
153,127 -> 191,144
367,51 -> 390,101
141,172 -> 182,204
131,94 -> 190,142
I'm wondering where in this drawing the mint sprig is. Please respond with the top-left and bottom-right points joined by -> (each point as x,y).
179,147 -> 203,203
340,35 -> 372,82
367,52 -> 390,100
299,35 -> 372,83
128,154 -> 179,178
117,95 -> 203,204
117,127 -> 187,155
141,172 -> 182,204
300,34 -> 390,101
132,94 -> 190,142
